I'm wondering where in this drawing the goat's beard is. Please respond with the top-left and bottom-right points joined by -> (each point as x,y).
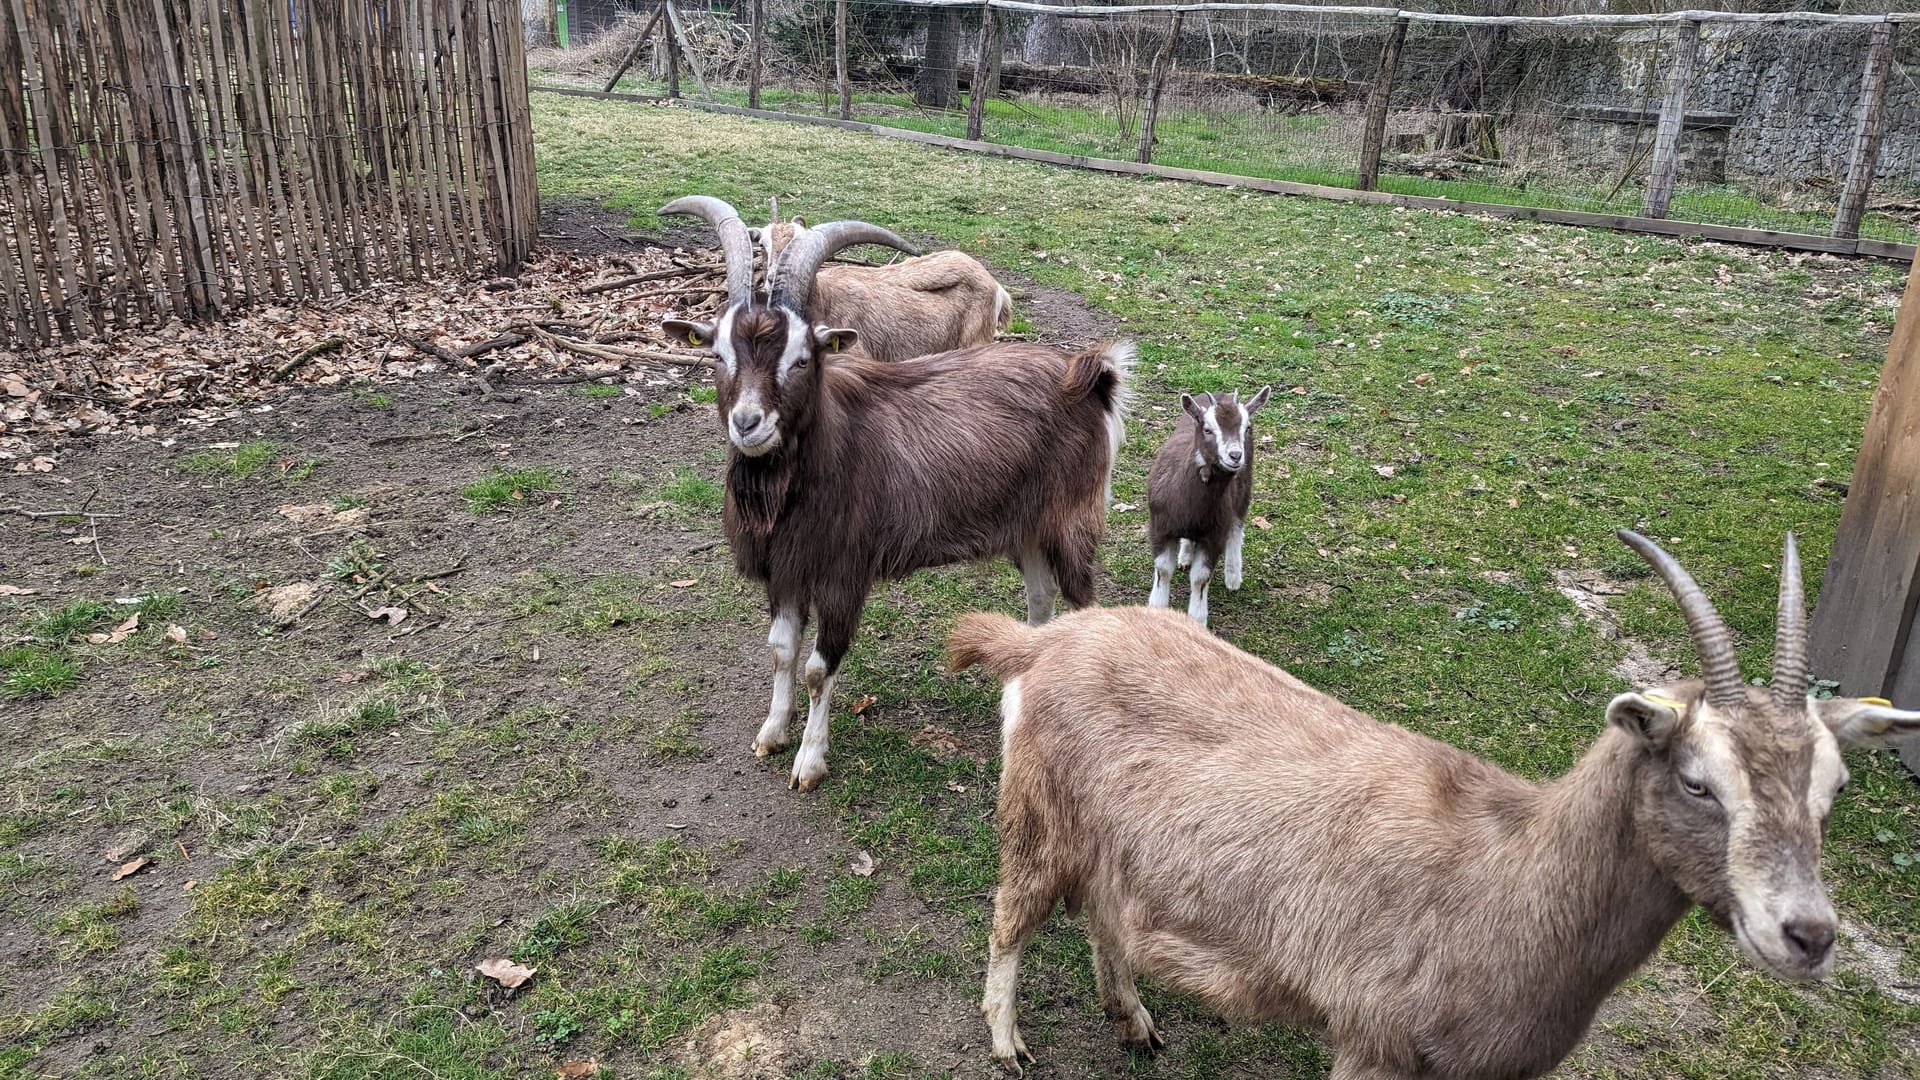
726,452 -> 789,541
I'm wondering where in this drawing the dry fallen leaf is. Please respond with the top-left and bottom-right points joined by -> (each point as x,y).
849,851 -> 875,877
851,694 -> 877,715
1413,372 -> 1434,386
0,584 -> 37,596
111,857 -> 150,880
475,957 -> 536,989
367,606 -> 408,626
165,624 -> 188,644
555,1061 -> 601,1079
946,780 -> 967,793
1250,515 -> 1272,530
668,578 -> 697,588
1373,464 -> 1396,479
87,613 -> 140,644
1289,385 -> 1308,395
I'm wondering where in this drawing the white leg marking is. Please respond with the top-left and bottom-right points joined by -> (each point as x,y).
1188,552 -> 1212,629
1224,521 -> 1246,591
1176,538 -> 1193,567
982,937 -> 1032,1074
1017,549 -> 1058,626
791,651 -> 836,791
755,608 -> 803,756
1148,546 -> 1176,608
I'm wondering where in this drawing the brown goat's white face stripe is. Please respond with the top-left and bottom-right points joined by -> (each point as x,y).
712,307 -> 740,376
1202,399 -> 1250,473
775,310 -> 810,384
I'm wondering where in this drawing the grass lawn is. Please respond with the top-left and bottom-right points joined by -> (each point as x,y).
1,91 -> 1914,1079
549,71 -> 1920,245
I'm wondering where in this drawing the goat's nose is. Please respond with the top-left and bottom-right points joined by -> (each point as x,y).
1226,448 -> 1244,467
732,407 -> 764,436
1781,917 -> 1835,966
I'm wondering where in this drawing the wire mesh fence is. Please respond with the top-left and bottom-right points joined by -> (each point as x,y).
529,2 -> 1919,247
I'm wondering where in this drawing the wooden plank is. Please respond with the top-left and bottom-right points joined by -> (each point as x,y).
201,0 -> 274,303
1832,21 -> 1897,241
748,0 -> 764,109
532,86 -> 1916,263
835,0 -> 850,120
1356,15 -> 1408,192
1641,19 -> 1698,220
0,3 -> 38,341
104,0 -> 192,319
371,0 -> 430,279
1811,256 -> 1920,704
446,0 -> 491,266
39,0 -> 111,333
174,0 -> 240,310
965,1 -> 995,141
1136,12 -> 1182,164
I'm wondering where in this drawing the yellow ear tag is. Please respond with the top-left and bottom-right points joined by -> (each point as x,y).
828,334 -> 844,353
1644,693 -> 1686,710
1861,697 -> 1892,707
688,330 -> 704,347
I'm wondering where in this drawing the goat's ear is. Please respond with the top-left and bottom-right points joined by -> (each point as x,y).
1608,691 -> 1686,749
664,319 -> 717,349
1181,393 -> 1207,424
1245,385 -> 1272,414
747,227 -> 763,243
791,215 -> 807,228
1814,696 -> 1920,749
812,324 -> 858,355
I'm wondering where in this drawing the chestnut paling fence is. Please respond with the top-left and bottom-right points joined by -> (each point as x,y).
544,1 -> 1920,254
0,0 -> 541,348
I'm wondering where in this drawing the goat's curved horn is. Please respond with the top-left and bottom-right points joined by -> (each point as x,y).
659,196 -> 754,309
773,220 -> 921,315
1771,533 -> 1809,711
1617,530 -> 1745,707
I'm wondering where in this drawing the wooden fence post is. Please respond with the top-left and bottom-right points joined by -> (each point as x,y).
603,4 -> 665,93
1357,15 -> 1409,192
1831,20 -> 1897,241
1642,19 -> 1699,220
1810,256 -> 1920,776
663,1 -> 711,99
1136,11 -> 1182,165
966,1 -> 995,141
836,0 -> 851,120
748,0 -> 765,109
666,11 -> 680,98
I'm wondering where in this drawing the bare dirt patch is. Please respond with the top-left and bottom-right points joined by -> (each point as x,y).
1552,567 -> 1680,688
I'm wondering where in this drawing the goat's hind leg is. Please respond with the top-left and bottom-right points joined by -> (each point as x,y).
1015,546 -> 1058,626
983,880 -> 1053,1076
1090,927 -> 1163,1056
755,605 -> 806,757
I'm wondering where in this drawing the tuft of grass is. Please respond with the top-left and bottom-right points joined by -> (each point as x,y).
47,886 -> 139,958
135,592 -> 186,621
572,382 -> 624,399
463,466 -> 559,513
1,645 -> 82,700
686,385 -> 718,404
180,439 -> 310,480
26,599 -> 114,641
655,468 -> 723,513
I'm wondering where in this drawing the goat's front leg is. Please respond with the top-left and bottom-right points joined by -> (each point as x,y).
791,602 -> 861,792
1223,520 -> 1246,591
754,606 -> 806,757
1187,550 -> 1213,628
1147,542 -> 1177,608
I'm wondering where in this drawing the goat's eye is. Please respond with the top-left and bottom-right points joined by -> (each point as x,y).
1679,775 -> 1713,800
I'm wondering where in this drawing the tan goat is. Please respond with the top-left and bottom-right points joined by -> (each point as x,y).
948,530 -> 1920,1080
753,213 -> 1011,363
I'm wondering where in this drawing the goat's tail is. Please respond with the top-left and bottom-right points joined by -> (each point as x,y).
1062,340 -> 1133,507
947,612 -> 1040,680
993,285 -> 1013,331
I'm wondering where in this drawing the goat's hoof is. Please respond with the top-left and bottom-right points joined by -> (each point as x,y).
1117,1009 -> 1165,1056
1225,574 -> 1243,591
789,767 -> 828,792
991,1033 -> 1035,1075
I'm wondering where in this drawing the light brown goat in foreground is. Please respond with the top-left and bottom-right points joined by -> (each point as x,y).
948,530 -> 1920,1080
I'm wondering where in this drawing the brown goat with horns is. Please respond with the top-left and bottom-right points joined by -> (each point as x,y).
660,195 -> 1130,792
949,530 -> 1920,1080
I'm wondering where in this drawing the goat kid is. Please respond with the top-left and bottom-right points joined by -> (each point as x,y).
658,196 -> 1129,792
1146,387 -> 1270,627
948,530 -> 1919,1080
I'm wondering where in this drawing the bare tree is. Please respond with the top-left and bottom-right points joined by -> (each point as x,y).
917,8 -> 962,108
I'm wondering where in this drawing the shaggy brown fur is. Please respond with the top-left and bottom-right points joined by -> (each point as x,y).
947,533 -> 1893,1079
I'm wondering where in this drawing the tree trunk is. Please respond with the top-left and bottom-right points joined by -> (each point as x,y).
1023,0 -> 1072,67
1436,0 -> 1517,113
917,9 -> 962,109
